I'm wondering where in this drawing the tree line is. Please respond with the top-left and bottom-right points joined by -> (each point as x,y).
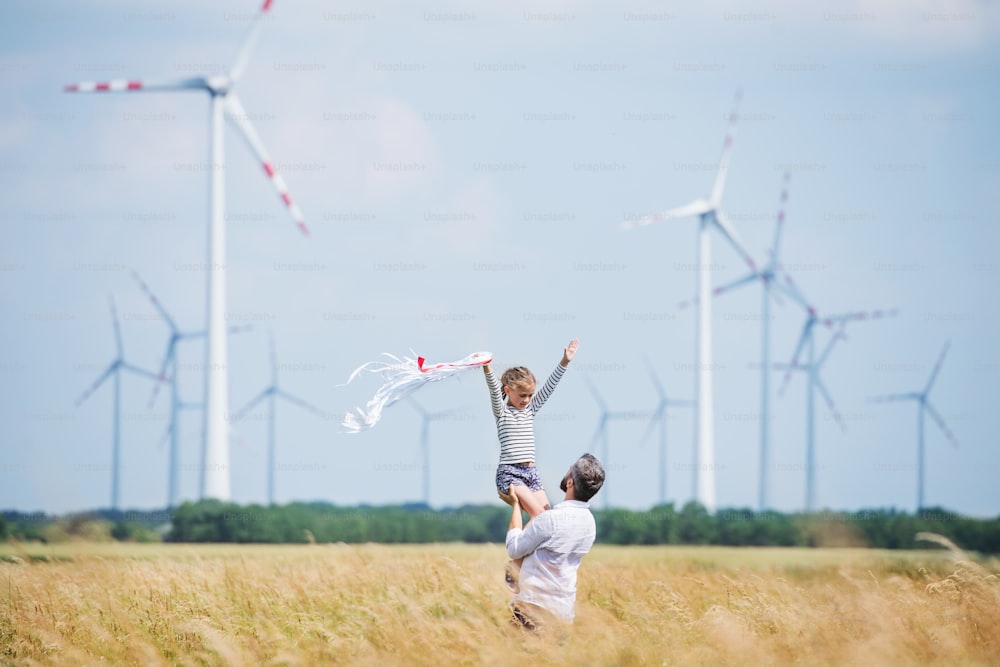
4,502 -> 999,553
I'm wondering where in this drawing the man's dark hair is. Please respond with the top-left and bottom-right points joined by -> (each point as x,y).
568,453 -> 605,502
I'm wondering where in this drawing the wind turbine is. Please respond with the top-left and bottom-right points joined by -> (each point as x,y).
778,307 -> 896,511
408,399 -> 464,507
75,295 -> 162,511
622,92 -> 758,512
64,0 -> 309,502
869,342 -> 958,511
230,332 -> 327,506
708,173 -> 813,510
638,365 -> 694,506
130,271 -> 250,508
585,377 -> 642,509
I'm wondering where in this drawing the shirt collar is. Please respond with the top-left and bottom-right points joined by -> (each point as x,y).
555,499 -> 590,509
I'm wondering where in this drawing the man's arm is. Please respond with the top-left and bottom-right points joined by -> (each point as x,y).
506,506 -> 552,559
508,493 -> 523,531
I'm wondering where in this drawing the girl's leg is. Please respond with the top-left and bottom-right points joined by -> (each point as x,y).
510,484 -> 550,518
526,489 -> 551,518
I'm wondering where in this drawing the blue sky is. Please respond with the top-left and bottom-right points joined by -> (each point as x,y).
1,0 -> 998,517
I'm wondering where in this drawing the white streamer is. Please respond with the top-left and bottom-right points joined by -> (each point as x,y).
342,350 -> 492,432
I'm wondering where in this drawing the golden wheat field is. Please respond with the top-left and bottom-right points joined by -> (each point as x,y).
1,538 -> 998,666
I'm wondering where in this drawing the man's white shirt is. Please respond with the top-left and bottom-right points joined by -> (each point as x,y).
505,499 -> 596,621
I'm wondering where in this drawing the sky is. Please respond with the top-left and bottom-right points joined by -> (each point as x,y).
1,0 -> 998,518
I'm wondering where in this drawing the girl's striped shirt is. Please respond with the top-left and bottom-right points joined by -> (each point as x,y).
485,363 -> 566,464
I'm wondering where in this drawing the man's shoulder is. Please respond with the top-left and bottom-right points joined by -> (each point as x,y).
547,501 -> 595,526
552,500 -> 591,511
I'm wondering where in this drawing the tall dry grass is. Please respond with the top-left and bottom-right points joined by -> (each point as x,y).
1,540 -> 997,666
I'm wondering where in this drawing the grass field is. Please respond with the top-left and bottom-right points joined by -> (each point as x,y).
2,539 -> 998,666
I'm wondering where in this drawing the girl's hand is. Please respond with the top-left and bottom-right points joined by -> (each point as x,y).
562,338 -> 579,365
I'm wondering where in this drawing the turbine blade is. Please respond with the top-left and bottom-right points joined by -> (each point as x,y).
64,77 -> 206,93
75,363 -> 117,407
815,323 -> 847,370
637,411 -> 659,447
590,422 -> 604,450
772,278 -> 811,312
763,280 -> 786,308
713,271 -> 759,298
709,89 -> 742,206
867,392 -> 918,403
231,389 -> 272,422
768,172 -> 791,267
128,270 -> 179,407
622,198 -> 712,230
276,390 -> 328,419
122,363 -> 168,383
130,270 -> 179,332
109,294 -> 124,357
156,421 -> 172,453
821,307 -> 899,327
224,95 -> 309,235
778,319 -> 813,396
714,210 -> 758,272
924,341 -> 951,395
228,0 -> 276,82
147,344 -> 174,409
923,402 -> 960,448
646,362 -> 666,400
814,375 -> 846,432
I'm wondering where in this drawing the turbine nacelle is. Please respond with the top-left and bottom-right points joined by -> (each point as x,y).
206,75 -> 234,96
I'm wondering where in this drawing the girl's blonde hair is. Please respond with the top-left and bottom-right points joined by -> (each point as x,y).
501,366 -> 536,390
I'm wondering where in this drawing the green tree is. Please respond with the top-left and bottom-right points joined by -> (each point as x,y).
676,501 -> 716,544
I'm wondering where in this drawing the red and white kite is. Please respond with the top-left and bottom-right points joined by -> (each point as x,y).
342,351 -> 492,432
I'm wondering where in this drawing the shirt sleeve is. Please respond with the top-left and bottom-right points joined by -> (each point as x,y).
505,511 -> 553,559
484,367 -> 504,419
529,363 -> 566,413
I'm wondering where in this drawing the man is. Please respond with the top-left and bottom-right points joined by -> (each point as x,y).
503,452 -> 605,629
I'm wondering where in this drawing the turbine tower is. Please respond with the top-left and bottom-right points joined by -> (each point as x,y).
709,173 -> 812,510
622,92 -> 758,512
869,342 -> 958,511
231,332 -> 327,506
585,377 -> 641,509
131,271 -> 250,508
638,365 -> 694,506
64,0 -> 309,501
778,307 -> 896,511
408,399 -> 463,507
75,295 -> 161,511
